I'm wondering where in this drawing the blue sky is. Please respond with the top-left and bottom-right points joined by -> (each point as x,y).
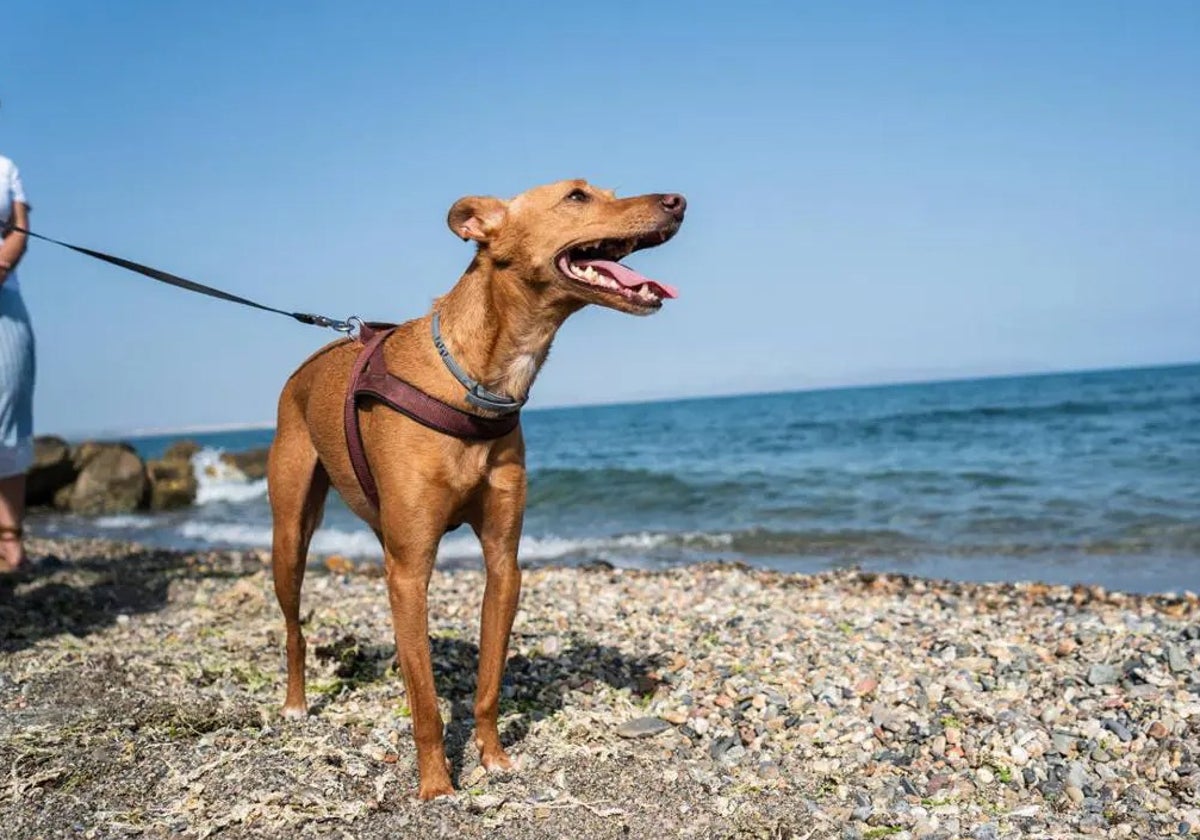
5,1 -> 1198,435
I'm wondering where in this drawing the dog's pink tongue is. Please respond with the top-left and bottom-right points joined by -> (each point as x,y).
579,260 -> 679,299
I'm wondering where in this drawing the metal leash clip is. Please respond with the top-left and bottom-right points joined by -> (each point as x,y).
337,316 -> 365,339
302,313 -> 363,338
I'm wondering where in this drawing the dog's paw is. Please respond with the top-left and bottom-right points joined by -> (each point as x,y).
280,703 -> 309,721
417,779 -> 456,801
481,749 -> 519,773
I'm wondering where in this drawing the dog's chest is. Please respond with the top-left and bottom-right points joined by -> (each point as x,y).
441,444 -> 504,493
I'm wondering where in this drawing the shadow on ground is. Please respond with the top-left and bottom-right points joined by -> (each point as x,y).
309,630 -> 665,776
0,546 -> 258,654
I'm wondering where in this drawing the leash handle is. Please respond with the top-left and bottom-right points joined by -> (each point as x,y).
6,224 -> 359,333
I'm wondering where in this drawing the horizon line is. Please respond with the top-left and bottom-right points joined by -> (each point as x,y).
58,357 -> 1198,440
536,357 -> 1200,414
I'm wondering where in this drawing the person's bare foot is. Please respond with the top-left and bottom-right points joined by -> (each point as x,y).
0,527 -> 28,573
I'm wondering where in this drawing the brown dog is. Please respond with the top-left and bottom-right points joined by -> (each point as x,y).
267,179 -> 685,798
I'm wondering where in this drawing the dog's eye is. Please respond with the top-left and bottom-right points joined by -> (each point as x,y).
565,189 -> 590,203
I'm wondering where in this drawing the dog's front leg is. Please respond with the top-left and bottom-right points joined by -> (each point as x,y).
472,467 -> 525,772
382,533 -> 454,800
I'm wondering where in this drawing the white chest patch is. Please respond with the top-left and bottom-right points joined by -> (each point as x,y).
504,353 -> 541,396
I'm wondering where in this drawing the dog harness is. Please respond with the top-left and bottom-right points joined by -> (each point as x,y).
344,320 -> 522,511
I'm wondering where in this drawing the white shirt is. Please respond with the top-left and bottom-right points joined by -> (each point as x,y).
0,155 -> 29,291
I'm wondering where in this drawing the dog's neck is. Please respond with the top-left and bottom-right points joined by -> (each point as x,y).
433,254 -> 576,406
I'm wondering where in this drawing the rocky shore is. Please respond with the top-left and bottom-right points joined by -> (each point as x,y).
25,436 -> 269,515
1,537 -> 1198,839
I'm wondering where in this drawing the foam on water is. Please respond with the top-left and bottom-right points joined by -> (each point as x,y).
93,514 -> 158,530
437,531 -> 692,562
172,521 -> 699,562
192,448 -> 269,504
176,521 -> 383,556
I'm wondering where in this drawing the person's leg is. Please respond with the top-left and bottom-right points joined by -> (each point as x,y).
0,290 -> 33,572
0,472 -> 26,571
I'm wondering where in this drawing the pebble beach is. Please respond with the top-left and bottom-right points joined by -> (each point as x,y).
2,537 -> 1198,839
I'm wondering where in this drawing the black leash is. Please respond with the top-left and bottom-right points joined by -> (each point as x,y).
8,225 -> 360,333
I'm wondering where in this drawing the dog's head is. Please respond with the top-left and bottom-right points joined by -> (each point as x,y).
447,180 -> 686,315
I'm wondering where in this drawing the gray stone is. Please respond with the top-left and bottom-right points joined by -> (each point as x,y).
871,705 -> 903,733
1040,779 -> 1064,799
709,735 -> 736,760
1067,762 -> 1089,790
616,716 -> 671,739
1167,645 -> 1189,674
1103,719 -> 1133,743
722,745 -> 746,764
1088,664 -> 1118,686
468,794 -> 505,813
1052,733 -> 1075,755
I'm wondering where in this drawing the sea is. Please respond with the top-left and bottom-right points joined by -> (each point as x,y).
29,363 -> 1200,594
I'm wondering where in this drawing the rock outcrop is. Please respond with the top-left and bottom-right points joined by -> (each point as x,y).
61,442 -> 149,515
163,439 -> 202,463
25,436 -> 78,507
147,449 -> 199,511
23,436 -> 262,514
219,447 -> 269,480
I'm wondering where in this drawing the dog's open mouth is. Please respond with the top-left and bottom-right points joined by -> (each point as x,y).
556,235 -> 679,308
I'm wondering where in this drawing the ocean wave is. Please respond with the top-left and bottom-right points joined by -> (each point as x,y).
861,396 -> 1196,427
170,520 -> 726,562
176,521 -> 383,556
45,509 -> 1200,571
438,530 -> 731,562
192,447 -> 269,504
93,514 -> 158,530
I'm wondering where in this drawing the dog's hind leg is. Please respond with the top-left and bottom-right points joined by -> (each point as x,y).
268,396 -> 330,720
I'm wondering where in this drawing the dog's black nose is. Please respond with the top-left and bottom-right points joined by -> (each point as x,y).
660,193 -> 686,219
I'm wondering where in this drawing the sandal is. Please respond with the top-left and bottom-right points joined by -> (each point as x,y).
0,525 -> 27,572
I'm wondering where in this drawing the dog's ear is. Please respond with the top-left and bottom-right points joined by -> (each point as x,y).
447,196 -> 507,243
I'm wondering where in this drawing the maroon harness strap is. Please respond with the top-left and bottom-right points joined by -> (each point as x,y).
344,323 -> 520,511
